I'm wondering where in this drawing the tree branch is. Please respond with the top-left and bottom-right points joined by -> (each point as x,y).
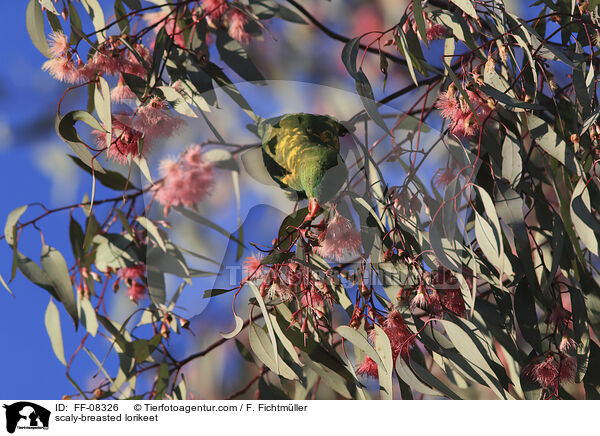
285,0 -> 407,66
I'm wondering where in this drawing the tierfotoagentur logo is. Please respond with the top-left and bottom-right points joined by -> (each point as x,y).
2,402 -> 50,433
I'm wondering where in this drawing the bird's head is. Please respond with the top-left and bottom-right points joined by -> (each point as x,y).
299,150 -> 347,219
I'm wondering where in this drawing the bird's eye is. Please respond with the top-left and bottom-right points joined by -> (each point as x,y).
338,125 -> 349,137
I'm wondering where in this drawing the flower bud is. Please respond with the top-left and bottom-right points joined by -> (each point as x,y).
498,44 -> 507,62
485,56 -> 495,73
161,323 -> 170,339
361,283 -> 371,297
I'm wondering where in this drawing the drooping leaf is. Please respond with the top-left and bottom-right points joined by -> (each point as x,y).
45,299 -> 67,365
26,0 -> 52,58
40,245 -> 78,329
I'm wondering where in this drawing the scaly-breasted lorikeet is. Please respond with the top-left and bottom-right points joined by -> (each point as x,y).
261,113 -> 349,219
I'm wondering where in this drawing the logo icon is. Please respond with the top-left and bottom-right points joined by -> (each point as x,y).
3,402 -> 50,434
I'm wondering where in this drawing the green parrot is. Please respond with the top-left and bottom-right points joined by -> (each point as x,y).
261,113 -> 349,219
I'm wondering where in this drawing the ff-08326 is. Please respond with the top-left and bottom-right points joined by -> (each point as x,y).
73,403 -> 119,412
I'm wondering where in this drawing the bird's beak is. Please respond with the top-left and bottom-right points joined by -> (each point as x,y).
307,198 -> 321,220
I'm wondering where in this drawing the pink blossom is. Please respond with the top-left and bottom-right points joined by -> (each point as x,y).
549,305 -> 571,328
84,48 -> 124,77
154,145 -> 215,215
383,310 -> 414,359
227,9 -> 251,44
111,76 -> 136,103
530,355 -> 559,388
315,211 -> 362,262
127,282 -> 147,304
267,281 -> 294,301
410,282 -> 440,312
48,31 -> 70,58
93,117 -> 148,164
243,254 -> 265,281
439,289 -> 466,317
357,356 -> 379,378
300,287 -> 326,316
433,162 -> 458,189
426,23 -> 447,42
144,11 -> 185,47
559,335 -> 576,353
42,56 -> 83,84
122,44 -> 152,77
558,357 -> 577,383
118,264 -> 146,281
435,87 -> 492,138
277,262 -> 302,290
203,0 -> 229,20
134,97 -> 183,137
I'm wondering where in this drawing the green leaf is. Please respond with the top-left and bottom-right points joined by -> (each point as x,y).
56,111 -> 106,174
201,61 -> 257,121
155,362 -> 169,399
4,205 -> 27,246
174,207 -> 244,246
69,216 -> 85,261
202,148 -> 239,172
79,297 -> 98,336
136,217 -> 166,252
260,251 -> 294,265
395,27 -> 419,85
0,272 -> 13,296
216,31 -> 265,83
276,3 -> 307,23
268,312 -> 302,366
450,0 -> 477,18
40,245 -> 78,329
570,178 -> 600,256
355,70 -> 390,134
299,350 -> 352,398
81,0 -> 106,43
69,155 -> 135,191
92,234 -> 140,272
395,357 -> 442,397
249,323 -> 297,380
68,2 -> 82,46
203,288 -> 234,298
479,84 -> 543,111
373,324 -> 394,399
94,77 -> 112,148
514,281 -> 542,353
122,0 -> 142,10
133,334 -> 162,362
411,1 -> 428,46
26,0 -> 52,58
16,251 -> 59,299
527,115 -> 583,177
5,205 -> 27,282
570,287 -> 591,382
235,338 -> 255,364
501,129 -> 522,186
336,325 -> 385,368
221,313 -> 244,339
157,86 -> 197,118
277,207 -> 308,252
341,37 -> 361,78
248,281 -> 280,371
45,299 -> 66,365
146,269 -> 166,305
409,358 -> 464,399
438,319 -> 507,398
114,0 -> 130,34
